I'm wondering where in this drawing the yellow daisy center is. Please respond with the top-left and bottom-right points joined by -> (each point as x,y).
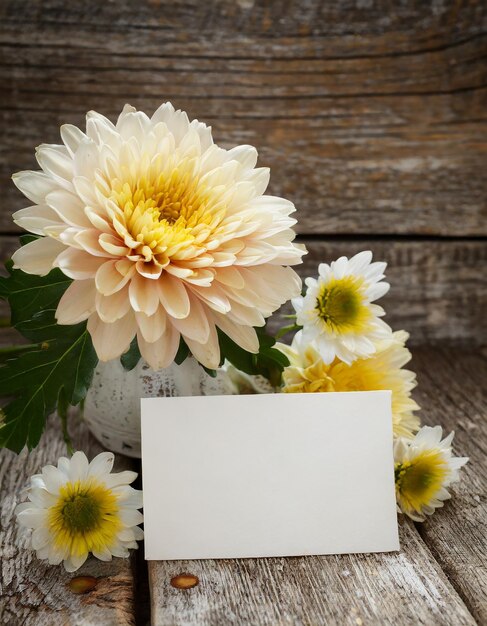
48,480 -> 121,556
315,276 -> 369,333
395,450 -> 449,512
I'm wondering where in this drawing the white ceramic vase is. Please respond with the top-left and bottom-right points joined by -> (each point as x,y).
83,356 -> 237,458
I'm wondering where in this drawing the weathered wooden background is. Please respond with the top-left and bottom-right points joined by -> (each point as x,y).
0,1 -> 486,625
0,0 -> 486,344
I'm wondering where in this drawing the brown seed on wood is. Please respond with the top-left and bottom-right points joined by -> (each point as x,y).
68,575 -> 98,594
170,573 -> 199,590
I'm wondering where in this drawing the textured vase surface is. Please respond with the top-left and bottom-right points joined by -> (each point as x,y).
83,356 -> 237,457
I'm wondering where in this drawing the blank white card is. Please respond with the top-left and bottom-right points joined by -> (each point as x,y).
141,391 -> 399,560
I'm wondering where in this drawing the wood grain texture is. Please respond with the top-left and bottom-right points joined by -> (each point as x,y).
148,517 -> 475,626
412,347 -> 487,624
0,0 -> 486,235
1,235 -> 486,344
148,346 -> 486,626
0,412 -> 138,625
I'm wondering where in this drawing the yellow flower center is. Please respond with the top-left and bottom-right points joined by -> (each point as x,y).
62,493 -> 101,532
48,480 -> 121,556
395,450 -> 449,513
315,276 -> 370,333
106,155 -> 226,265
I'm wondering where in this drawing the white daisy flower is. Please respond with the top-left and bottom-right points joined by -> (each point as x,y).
11,102 -> 305,371
15,450 -> 143,572
292,251 -> 391,364
394,426 -> 468,522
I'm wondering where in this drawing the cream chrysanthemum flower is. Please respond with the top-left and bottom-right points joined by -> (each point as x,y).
11,102 -> 304,370
279,329 -> 420,438
15,451 -> 143,572
394,426 -> 468,522
292,251 -> 390,364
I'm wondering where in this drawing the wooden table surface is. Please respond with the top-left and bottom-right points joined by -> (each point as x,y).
1,335 -> 485,626
0,1 -> 486,624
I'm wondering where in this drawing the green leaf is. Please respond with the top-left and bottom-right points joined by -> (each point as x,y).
202,365 -> 218,378
174,337 -> 190,365
0,265 -> 98,452
19,234 -> 40,246
0,324 -> 98,452
0,264 -> 72,330
218,326 -> 289,387
120,337 -> 141,371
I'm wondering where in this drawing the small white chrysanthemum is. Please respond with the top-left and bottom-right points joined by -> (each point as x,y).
15,451 -> 143,572
394,426 -> 468,522
11,102 -> 305,370
292,251 -> 390,364
279,329 -> 420,438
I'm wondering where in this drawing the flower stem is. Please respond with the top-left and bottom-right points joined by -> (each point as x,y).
275,323 -> 302,339
0,343 -> 40,360
61,417 -> 75,457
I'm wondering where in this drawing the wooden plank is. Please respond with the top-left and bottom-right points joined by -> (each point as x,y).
1,235 -> 486,344
0,362 -> 138,624
411,347 -> 487,624
148,517 -> 475,625
0,0 -> 486,235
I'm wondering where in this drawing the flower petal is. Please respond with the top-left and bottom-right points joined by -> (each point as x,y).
12,237 -> 66,276
61,123 -> 87,156
12,170 -> 60,204
119,508 -> 144,527
135,307 -> 167,343
46,189 -> 93,228
87,311 -> 137,361
92,547 -> 113,561
56,279 -> 97,325
13,204 -> 62,235
36,145 -> 73,183
64,551 -> 88,572
95,286 -> 131,323
55,248 -> 105,279
17,508 -> 48,529
212,312 -> 259,353
157,273 -> 190,319
88,451 -> 115,477
104,470 -> 138,488
129,273 -> 159,315
31,526 -> 51,550
68,451 -> 89,482
185,322 -> 220,369
169,293 -> 209,343
96,260 -> 135,296
41,464 -> 67,494
137,322 -> 180,370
